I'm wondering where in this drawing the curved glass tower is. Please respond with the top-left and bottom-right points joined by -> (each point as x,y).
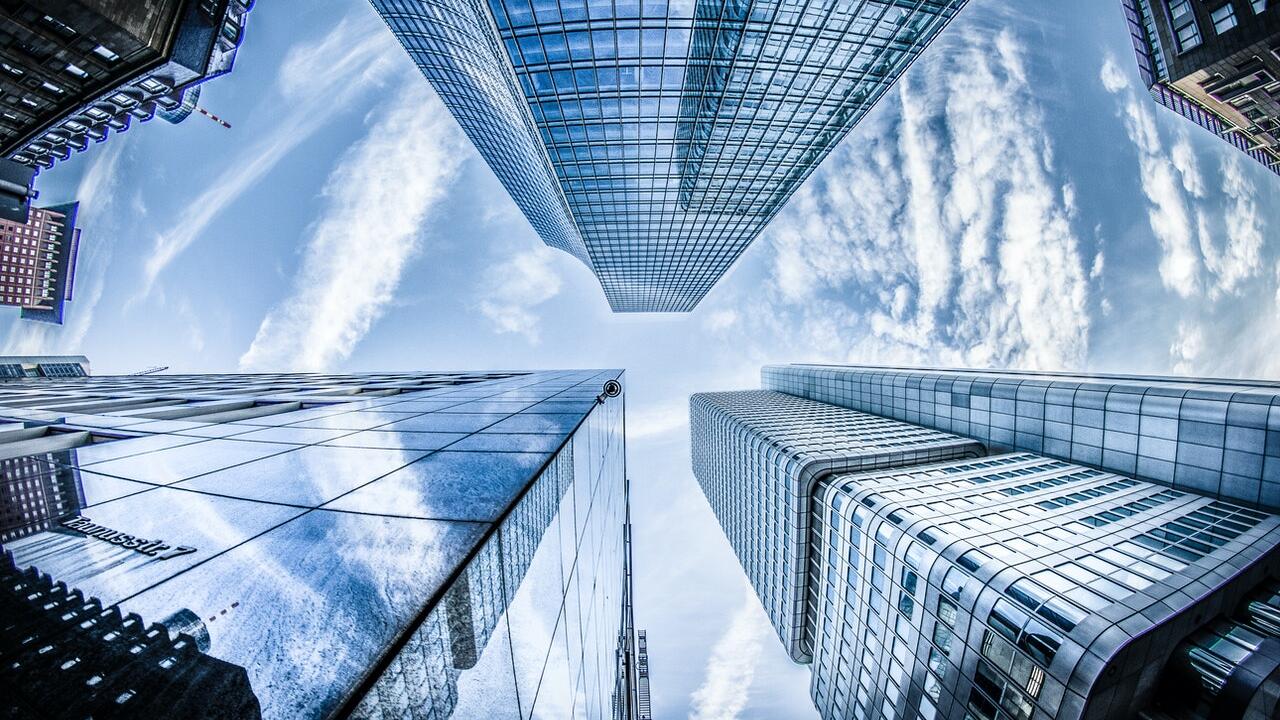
692,365 -> 1280,720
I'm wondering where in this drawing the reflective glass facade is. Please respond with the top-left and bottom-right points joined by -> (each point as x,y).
692,367 -> 1280,720
372,0 -> 968,311
0,369 -> 634,719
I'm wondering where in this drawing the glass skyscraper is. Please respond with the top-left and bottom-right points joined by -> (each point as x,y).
692,365 -> 1280,720
0,367 -> 642,719
371,0 -> 968,312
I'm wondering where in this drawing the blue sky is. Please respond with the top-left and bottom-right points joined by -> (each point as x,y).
5,0 -> 1280,717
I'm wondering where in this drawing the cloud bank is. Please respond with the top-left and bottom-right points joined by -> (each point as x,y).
1099,54 -> 1275,376
1099,55 -> 1267,300
759,21 -> 1091,371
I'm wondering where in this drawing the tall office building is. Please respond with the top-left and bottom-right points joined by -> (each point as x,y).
1,0 -> 252,172
371,0 -> 968,311
692,365 -> 1280,720
1121,0 -> 1280,175
0,202 -> 80,324
0,368 -> 645,718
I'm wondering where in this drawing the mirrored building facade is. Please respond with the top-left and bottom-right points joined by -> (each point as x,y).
0,368 -> 641,719
371,0 -> 968,311
692,366 -> 1280,720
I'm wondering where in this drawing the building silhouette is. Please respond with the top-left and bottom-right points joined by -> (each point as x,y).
1121,0 -> 1280,175
692,365 -> 1280,720
371,0 -> 968,312
0,1 -> 252,173
0,549 -> 262,719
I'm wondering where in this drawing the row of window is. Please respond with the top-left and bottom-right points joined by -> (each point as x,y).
1168,0 -> 1269,52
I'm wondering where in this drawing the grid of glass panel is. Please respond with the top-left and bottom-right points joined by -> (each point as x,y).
373,0 -> 967,311
370,0 -> 591,264
806,452 -> 1280,720
0,369 -> 630,718
763,364 -> 1280,510
689,389 -> 982,660
354,382 -> 627,718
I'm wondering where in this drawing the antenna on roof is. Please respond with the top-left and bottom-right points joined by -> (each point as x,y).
130,366 -> 169,375
195,107 -> 231,129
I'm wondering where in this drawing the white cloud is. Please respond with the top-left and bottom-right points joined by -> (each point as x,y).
238,82 -> 466,371
476,247 -> 565,342
689,583 -> 768,720
1171,132 -> 1205,197
1204,154 -> 1265,297
3,141 -> 127,355
761,22 -> 1091,371
704,309 -> 739,332
136,13 -> 405,300
1090,252 -> 1105,280
1170,321 -> 1205,375
1099,55 -> 1202,297
1100,55 -> 1270,302
627,400 -> 688,440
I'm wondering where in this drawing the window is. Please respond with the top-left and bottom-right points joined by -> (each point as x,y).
1212,3 -> 1238,32
41,15 -> 76,37
92,44 -> 120,62
1168,0 -> 1203,50
1252,0 -> 1268,13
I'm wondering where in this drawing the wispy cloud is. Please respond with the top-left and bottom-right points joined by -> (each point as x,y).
703,309 -> 739,332
1100,55 -> 1270,301
136,13 -> 405,301
689,583 -> 768,720
476,246 -> 565,342
1099,54 -> 1276,377
1169,320 -> 1205,375
3,141 -> 127,355
761,19 -> 1091,371
238,82 -> 466,371
1100,55 -> 1203,296
628,399 -> 688,440
1207,154 -> 1265,297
